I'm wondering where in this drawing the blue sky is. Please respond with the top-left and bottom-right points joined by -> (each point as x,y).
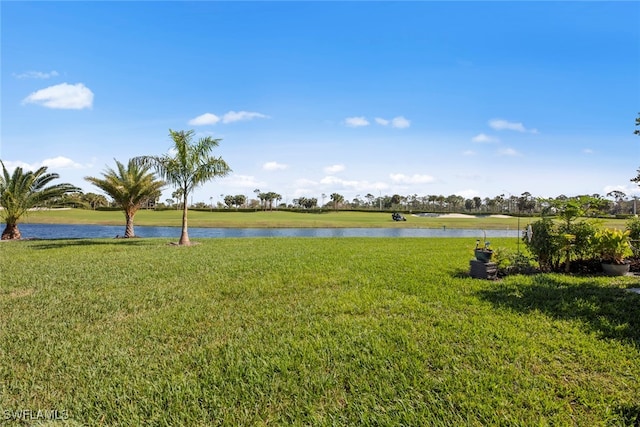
2,1 -> 639,206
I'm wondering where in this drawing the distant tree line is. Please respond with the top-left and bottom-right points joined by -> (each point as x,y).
47,189 -> 639,217
192,191 -> 635,217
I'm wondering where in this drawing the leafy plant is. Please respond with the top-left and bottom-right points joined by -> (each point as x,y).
595,228 -> 633,264
475,239 -> 491,251
492,247 -> 538,276
474,233 -> 493,262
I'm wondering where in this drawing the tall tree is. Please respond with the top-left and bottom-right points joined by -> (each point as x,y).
0,161 -> 80,240
134,129 -> 231,245
85,159 -> 165,238
330,193 -> 344,210
365,193 -> 375,208
223,195 -> 235,209
233,194 -> 246,209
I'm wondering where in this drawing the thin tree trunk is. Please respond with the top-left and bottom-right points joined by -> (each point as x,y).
564,249 -> 571,273
179,192 -> 190,245
1,223 -> 21,240
124,211 -> 135,238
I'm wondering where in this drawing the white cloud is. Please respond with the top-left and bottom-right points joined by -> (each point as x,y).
604,184 -> 640,197
222,111 -> 269,123
319,176 -> 387,192
583,148 -> 594,154
472,133 -> 499,143
344,116 -> 370,127
497,148 -> 521,157
456,189 -> 480,199
188,111 -> 268,125
321,176 -> 350,186
375,116 -> 411,129
13,70 -> 59,79
222,173 -> 266,188
292,187 -> 315,198
389,173 -> 435,184
22,83 -> 93,110
391,116 -> 411,129
1,160 -> 37,172
324,164 -> 345,174
2,157 -> 87,173
488,119 -> 537,134
462,150 -> 476,156
263,161 -> 288,171
294,178 -> 318,187
189,113 -> 220,125
42,156 -> 84,169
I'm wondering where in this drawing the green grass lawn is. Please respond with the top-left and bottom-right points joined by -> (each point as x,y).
1,237 -> 639,425
19,208 -> 630,230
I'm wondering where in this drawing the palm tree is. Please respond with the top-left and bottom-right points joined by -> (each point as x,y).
330,193 -> 344,211
85,159 -> 165,238
0,161 -> 80,240
83,192 -> 109,210
134,129 -> 231,245
172,189 -> 184,210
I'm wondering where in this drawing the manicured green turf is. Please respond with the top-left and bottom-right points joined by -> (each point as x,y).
18,208 -> 629,230
1,237 -> 638,425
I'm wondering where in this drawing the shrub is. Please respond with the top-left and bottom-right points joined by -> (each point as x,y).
524,217 -> 600,273
492,247 -> 538,276
525,218 -> 561,271
626,217 -> 640,256
562,220 -> 599,261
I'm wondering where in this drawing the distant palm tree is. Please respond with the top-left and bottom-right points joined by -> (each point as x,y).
85,159 -> 165,238
330,193 -> 344,211
172,189 -> 184,210
134,129 -> 231,245
0,161 -> 79,240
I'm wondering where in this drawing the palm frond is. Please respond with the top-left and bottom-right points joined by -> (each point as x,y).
0,160 -> 80,224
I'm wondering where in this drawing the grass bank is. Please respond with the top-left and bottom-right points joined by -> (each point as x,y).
1,237 -> 639,425
19,208 -> 629,229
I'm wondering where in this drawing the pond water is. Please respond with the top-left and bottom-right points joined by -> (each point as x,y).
17,223 -> 521,239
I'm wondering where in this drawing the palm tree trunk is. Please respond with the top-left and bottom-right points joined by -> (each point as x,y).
1,222 -> 21,240
124,211 -> 135,238
179,192 -> 190,245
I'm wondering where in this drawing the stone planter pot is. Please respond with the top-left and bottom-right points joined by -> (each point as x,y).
601,262 -> 630,276
474,249 -> 493,263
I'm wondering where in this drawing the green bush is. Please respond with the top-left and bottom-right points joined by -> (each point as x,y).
525,218 -> 561,271
626,216 -> 640,251
524,217 -> 600,272
561,219 -> 599,262
492,247 -> 538,276
628,217 -> 640,236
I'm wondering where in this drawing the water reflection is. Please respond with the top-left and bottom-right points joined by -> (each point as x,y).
18,223 -> 520,239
